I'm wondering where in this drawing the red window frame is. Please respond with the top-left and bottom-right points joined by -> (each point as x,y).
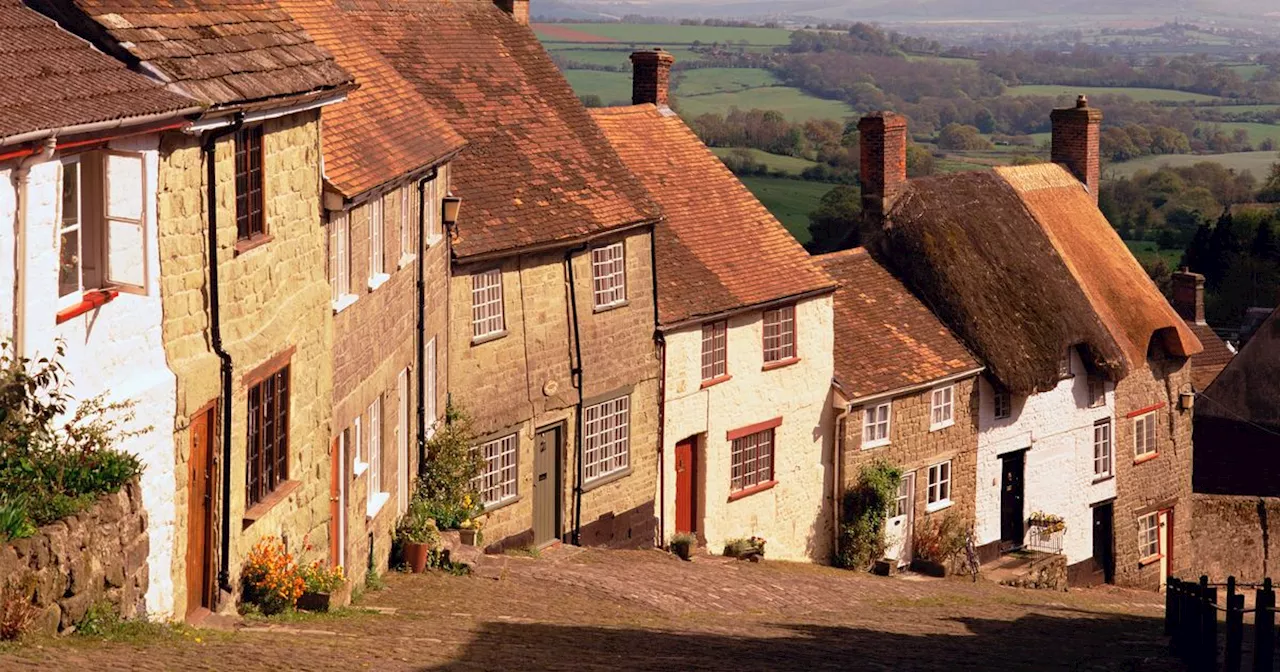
246,362 -> 290,508
235,125 -> 266,242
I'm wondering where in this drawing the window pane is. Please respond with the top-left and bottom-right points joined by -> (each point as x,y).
584,396 -> 630,483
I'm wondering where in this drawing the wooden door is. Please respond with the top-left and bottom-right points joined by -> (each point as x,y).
885,473 -> 915,567
330,436 -> 344,567
675,438 -> 697,535
1000,451 -> 1026,550
186,407 -> 214,618
1092,502 -> 1115,584
533,426 -> 562,547
1158,509 -> 1171,591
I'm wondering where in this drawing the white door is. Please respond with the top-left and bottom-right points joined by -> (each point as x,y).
885,473 -> 916,567
1158,510 -> 1170,591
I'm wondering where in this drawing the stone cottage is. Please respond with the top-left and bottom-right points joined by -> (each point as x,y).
591,52 -> 839,562
854,99 -> 1203,590
816,248 -> 982,570
280,0 -> 467,589
0,0 -> 200,622
344,0 -> 664,551
31,0 -> 356,618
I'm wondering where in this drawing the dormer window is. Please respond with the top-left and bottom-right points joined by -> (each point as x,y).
1057,348 -> 1073,379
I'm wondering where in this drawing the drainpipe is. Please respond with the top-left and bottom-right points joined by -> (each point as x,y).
651,227 -> 665,549
205,113 -> 244,597
833,404 -> 849,557
9,137 -> 56,358
565,243 -> 588,546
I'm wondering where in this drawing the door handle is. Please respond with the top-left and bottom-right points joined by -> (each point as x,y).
538,473 -> 547,481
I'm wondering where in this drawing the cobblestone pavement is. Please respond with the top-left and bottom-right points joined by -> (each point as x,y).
0,547 -> 1183,671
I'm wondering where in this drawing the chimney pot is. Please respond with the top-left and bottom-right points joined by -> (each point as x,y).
630,49 -> 675,107
857,112 -> 909,242
1050,97 -> 1103,204
1171,269 -> 1207,325
494,0 -> 529,24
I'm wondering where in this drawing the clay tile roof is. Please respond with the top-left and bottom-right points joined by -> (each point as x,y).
817,248 -> 978,399
331,0 -> 660,259
590,104 -> 834,325
0,0 -> 196,141
276,0 -> 464,198
59,0 -> 353,107
1186,322 -> 1233,390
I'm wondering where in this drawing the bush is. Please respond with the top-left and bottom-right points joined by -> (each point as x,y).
414,403 -> 484,531
669,533 -> 695,561
912,512 -> 967,563
835,461 -> 901,570
298,561 -> 345,594
241,537 -> 305,615
0,499 -> 35,542
395,496 -> 442,546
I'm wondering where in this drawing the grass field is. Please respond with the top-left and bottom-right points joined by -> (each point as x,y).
673,68 -> 780,95
1229,64 -> 1268,79
1125,240 -> 1183,268
676,87 -> 856,122
1197,121 -> 1280,145
534,23 -> 792,46
905,54 -> 980,68
1107,151 -> 1279,179
563,70 -> 633,105
709,147 -> 819,174
738,176 -> 836,242
1005,85 -> 1221,103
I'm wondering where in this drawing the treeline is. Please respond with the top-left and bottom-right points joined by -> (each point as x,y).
783,23 -> 942,57
1100,162 -> 1260,252
1181,208 -> 1280,325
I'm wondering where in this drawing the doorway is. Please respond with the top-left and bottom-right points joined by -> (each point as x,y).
675,438 -> 697,535
534,425 -> 563,547
1092,502 -> 1115,584
1159,509 -> 1173,591
1000,450 -> 1026,551
885,472 -> 916,567
186,406 -> 215,619
331,433 -> 346,568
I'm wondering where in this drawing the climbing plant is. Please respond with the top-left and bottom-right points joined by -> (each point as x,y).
835,460 -> 901,570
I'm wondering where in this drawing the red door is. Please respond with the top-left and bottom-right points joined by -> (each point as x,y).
675,438 -> 696,534
186,407 -> 214,618
330,437 -> 344,567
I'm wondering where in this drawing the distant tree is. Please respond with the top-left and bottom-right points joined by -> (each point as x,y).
1260,162 -> 1280,203
936,124 -> 992,151
906,144 -> 935,177
974,108 -> 996,134
578,94 -> 604,108
806,185 -> 862,254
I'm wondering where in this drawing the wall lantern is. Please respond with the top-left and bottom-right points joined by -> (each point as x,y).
442,193 -> 462,227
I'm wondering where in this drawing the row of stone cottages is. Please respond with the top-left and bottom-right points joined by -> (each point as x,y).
0,0 -> 1224,622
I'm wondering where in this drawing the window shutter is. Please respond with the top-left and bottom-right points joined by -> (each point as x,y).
103,152 -> 147,294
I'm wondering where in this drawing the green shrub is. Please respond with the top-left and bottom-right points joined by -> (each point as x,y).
835,460 -> 901,570
0,499 -> 34,542
412,403 -> 484,530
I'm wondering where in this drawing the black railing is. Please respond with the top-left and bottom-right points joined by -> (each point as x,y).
1166,575 -> 1277,671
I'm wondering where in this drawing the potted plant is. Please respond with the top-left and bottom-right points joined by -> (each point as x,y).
669,533 -> 695,561
297,561 -> 346,612
396,498 -> 441,573
241,537 -> 304,615
1028,511 -> 1066,540
458,512 -> 484,546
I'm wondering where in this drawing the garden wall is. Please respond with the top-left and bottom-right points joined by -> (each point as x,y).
0,481 -> 149,635
1187,493 -> 1280,584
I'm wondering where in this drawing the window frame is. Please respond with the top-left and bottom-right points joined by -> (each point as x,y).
1138,511 -> 1160,561
730,427 -> 775,494
762,304 -> 797,365
471,268 -> 505,342
930,385 -> 956,431
330,210 -> 355,311
58,157 -> 85,308
590,241 -> 627,310
1086,373 -> 1106,409
398,186 -> 416,269
352,415 -> 364,475
368,196 -> 387,288
926,460 -> 952,512
245,361 -> 291,511
993,388 -> 1012,420
1057,348 -> 1073,380
861,402 -> 891,449
583,395 -> 631,485
1134,411 -> 1158,460
1093,418 -> 1113,479
424,177 -> 442,244
700,320 -> 728,383
368,395 -> 384,500
397,369 -> 410,515
472,433 -> 518,508
234,125 -> 266,244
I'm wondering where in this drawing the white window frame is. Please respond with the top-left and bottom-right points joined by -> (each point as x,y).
58,157 -> 85,309
930,385 -> 955,431
472,434 -> 518,508
368,197 -> 389,290
890,477 -> 911,518
425,337 -> 438,437
352,416 -> 367,476
1093,419 -> 1113,479
700,320 -> 728,382
398,186 -> 415,269
471,268 -> 505,341
56,151 -> 149,310
330,211 -> 356,312
861,402 -> 891,449
1134,411 -> 1158,459
1138,511 -> 1160,560
762,304 -> 796,364
583,395 -> 631,484
926,460 -> 952,512
397,368 -> 410,515
590,242 -> 627,310
424,177 -> 442,245
367,396 -> 387,516
730,427 -> 775,493
1086,373 -> 1107,409
993,389 -> 1012,420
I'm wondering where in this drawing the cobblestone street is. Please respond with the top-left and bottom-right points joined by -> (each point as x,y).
0,548 -> 1183,671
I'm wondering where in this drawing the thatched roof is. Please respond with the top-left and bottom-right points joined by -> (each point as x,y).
1198,306 -> 1280,432
871,163 -> 1202,396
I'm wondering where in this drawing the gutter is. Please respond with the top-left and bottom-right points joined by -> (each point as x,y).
842,366 -> 986,410
185,91 -> 349,134
0,108 -> 203,152
454,217 -> 657,266
565,243 -> 589,546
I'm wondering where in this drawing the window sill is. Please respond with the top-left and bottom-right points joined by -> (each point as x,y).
366,491 -> 391,520
930,420 -> 955,432
1134,452 -> 1159,466
593,299 -> 629,314
861,438 -> 891,450
424,233 -> 444,249
482,494 -> 521,514
1138,553 -> 1164,568
727,479 -> 777,502
700,374 -> 732,390
332,294 -> 358,314
353,460 -> 369,478
925,499 -> 953,514
242,480 -> 301,527
582,466 -> 632,494
56,289 -> 119,325
762,356 -> 801,372
367,273 -> 391,292
1092,474 -> 1115,485
397,253 -> 416,270
235,234 -> 273,257
471,330 -> 508,347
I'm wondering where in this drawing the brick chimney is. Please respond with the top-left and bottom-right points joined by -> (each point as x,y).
1051,95 -> 1103,204
630,49 -> 675,107
1172,269 -> 1207,325
494,0 -> 529,24
858,112 -> 908,231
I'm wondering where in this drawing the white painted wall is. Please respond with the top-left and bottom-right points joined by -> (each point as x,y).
661,295 -> 835,562
1,136 -> 178,618
975,348 -> 1115,564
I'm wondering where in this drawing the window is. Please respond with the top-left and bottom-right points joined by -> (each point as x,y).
700,320 -> 728,382
1086,373 -> 1106,409
398,186 -> 415,266
59,159 -> 83,300
352,416 -> 363,470
397,369 -> 410,515
993,389 -> 1012,420
471,269 -> 505,340
472,434 -> 518,507
1134,411 -> 1158,459
1093,419 -> 1113,478
246,363 -> 290,509
1138,512 -> 1160,560
57,152 -> 149,306
926,461 -> 952,510
762,304 -> 796,364
424,177 -> 441,242
368,396 -> 383,497
591,242 -> 626,309
330,211 -> 352,307
234,126 -> 265,241
930,385 -> 955,430
368,196 -> 385,282
890,477 -> 911,518
1057,349 -> 1073,379
425,337 -> 438,434
584,396 -> 630,483
862,403 -> 891,448
730,428 -> 774,492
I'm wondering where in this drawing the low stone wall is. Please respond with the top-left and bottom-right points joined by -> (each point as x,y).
0,481 -> 149,635
1188,494 -> 1280,583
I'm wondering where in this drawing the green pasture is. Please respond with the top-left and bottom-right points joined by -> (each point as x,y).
737,177 -> 837,243
1005,85 -> 1221,103
709,147 -> 819,174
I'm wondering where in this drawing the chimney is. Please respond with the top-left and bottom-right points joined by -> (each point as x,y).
1171,268 -> 1207,325
858,112 -> 908,230
1051,95 -> 1103,203
494,0 -> 529,24
630,49 -> 675,107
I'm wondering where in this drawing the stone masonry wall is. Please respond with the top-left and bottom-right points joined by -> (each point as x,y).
1112,355 -> 1194,590
157,110 -> 334,615
0,481 -> 149,635
1188,494 -> 1280,584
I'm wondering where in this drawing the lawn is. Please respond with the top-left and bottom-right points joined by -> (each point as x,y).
1005,85 -> 1221,103
534,23 -> 792,46
673,68 -> 780,96
709,147 -> 819,174
738,176 -> 837,242
1125,240 -> 1183,268
675,86 -> 856,122
1107,151 -> 1279,179
1197,121 -> 1280,145
562,70 -> 633,106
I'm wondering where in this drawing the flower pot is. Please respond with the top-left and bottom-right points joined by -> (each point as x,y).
404,542 -> 432,573
459,529 -> 478,546
671,542 -> 692,561
298,591 -> 332,612
910,557 -> 950,578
